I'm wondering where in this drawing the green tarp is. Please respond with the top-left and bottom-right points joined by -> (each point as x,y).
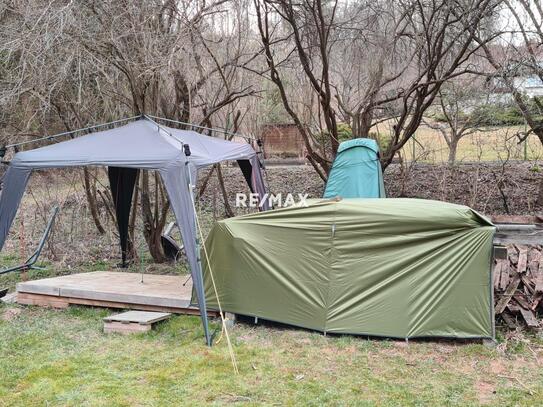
201,198 -> 495,339
323,139 -> 385,198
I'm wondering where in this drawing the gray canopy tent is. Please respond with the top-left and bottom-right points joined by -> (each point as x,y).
0,116 -> 268,345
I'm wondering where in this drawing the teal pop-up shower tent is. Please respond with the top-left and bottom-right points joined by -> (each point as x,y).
323,139 -> 385,198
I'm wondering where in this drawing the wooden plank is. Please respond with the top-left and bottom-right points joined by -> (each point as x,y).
495,273 -> 521,314
493,261 -> 503,291
517,246 -> 528,274
509,246 -> 519,266
490,215 -> 537,224
104,311 -> 171,325
59,287 -> 192,309
535,259 -> 543,294
16,281 -> 60,296
15,271 -> 217,319
17,271 -> 193,299
506,302 -> 521,312
527,248 -> 541,276
513,292 -> 531,310
104,321 -> 152,334
493,234 -> 543,245
17,292 -> 69,309
531,293 -> 543,311
16,271 -> 200,310
16,292 -> 218,317
520,275 -> 535,295
499,261 -> 511,291
519,308 -> 540,328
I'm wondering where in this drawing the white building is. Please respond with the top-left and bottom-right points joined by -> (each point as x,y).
512,75 -> 543,97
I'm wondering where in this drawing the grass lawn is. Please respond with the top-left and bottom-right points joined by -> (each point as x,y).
377,120 -> 543,163
1,302 -> 542,406
0,144 -> 542,406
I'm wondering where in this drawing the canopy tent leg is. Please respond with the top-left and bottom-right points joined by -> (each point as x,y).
159,167 -> 211,346
250,155 -> 270,210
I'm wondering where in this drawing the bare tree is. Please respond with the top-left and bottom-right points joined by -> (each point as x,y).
253,0 -> 501,179
0,0 -> 262,261
425,77 -> 495,163
475,0 -> 543,204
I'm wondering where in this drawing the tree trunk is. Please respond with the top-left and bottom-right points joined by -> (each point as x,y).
536,132 -> 543,207
448,137 -> 459,165
357,109 -> 373,139
216,164 -> 235,217
82,168 -> 105,234
140,170 -> 166,263
537,177 -> 543,207
197,165 -> 216,199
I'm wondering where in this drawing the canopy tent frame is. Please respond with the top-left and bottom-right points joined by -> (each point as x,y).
145,115 -> 258,142
3,116 -> 142,151
0,116 -> 269,346
1,115 -> 260,155
0,206 -> 59,275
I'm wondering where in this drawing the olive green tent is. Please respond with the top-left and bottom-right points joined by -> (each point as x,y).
201,198 -> 495,339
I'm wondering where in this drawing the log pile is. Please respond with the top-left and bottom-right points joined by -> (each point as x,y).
494,245 -> 543,329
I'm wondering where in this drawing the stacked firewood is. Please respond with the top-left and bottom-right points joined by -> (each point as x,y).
494,245 -> 543,329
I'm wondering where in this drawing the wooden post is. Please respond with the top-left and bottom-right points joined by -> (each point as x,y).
224,312 -> 236,328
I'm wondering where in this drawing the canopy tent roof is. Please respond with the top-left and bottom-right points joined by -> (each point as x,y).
10,118 -> 257,170
202,198 -> 495,339
0,116 -> 268,346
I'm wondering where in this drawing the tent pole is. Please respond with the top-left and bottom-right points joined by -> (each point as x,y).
5,115 -> 142,150
190,173 -> 239,372
146,115 -> 257,142
182,153 -> 212,347
142,115 -> 179,143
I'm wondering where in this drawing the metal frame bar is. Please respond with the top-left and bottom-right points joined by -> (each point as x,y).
142,115 -> 186,148
2,115 -> 258,153
0,206 -> 59,275
145,115 -> 258,142
5,116 -> 141,149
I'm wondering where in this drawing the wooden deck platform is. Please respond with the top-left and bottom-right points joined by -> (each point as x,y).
16,271 -> 216,316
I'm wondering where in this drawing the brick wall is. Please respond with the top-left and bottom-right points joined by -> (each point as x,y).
260,124 -> 305,158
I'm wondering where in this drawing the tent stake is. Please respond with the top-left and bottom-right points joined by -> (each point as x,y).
182,274 -> 192,286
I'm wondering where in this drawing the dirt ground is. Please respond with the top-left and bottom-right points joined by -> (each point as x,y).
0,161 -> 541,275
208,161 -> 543,216
1,160 -> 543,406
